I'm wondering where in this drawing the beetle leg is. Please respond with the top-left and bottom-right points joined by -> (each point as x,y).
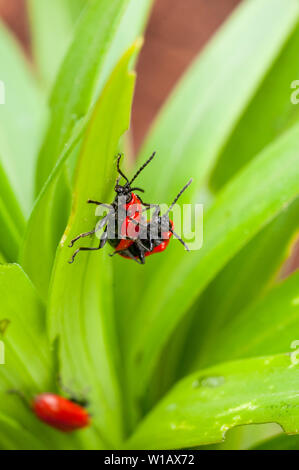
68,229 -> 97,248
109,249 -> 142,264
124,249 -> 144,265
125,249 -> 144,264
138,250 -> 146,264
68,245 -> 101,264
87,200 -> 111,209
68,215 -> 108,247
99,226 -> 108,248
135,237 -> 151,253
68,228 -> 108,263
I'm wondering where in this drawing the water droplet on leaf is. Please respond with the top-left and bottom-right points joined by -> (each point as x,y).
201,376 -> 225,388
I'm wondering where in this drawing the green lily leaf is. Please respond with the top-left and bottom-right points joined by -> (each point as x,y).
172,22 -> 299,381
197,268 -> 299,366
0,414 -> 47,450
48,42 -> 139,449
0,265 -> 52,387
20,118 -> 86,298
65,0 -> 88,19
28,0 -> 86,92
95,0 -> 153,95
210,24 -> 299,191
136,0 -> 299,202
0,264 -> 83,449
252,433 -> 299,450
182,197 -> 299,373
127,354 -> 299,450
0,22 -> 47,217
35,0 -> 150,193
202,423 -> 282,451
0,159 -> 25,261
127,122 -> 299,405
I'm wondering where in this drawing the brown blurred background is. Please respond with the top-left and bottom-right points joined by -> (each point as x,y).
0,0 -> 241,149
0,0 -> 298,269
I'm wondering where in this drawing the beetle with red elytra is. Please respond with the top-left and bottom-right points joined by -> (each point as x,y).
32,393 -> 90,432
8,389 -> 90,432
69,152 -> 192,264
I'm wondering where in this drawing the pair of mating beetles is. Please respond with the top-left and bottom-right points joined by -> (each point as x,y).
69,152 -> 192,264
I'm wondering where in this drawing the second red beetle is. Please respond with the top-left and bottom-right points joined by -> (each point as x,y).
32,393 -> 90,432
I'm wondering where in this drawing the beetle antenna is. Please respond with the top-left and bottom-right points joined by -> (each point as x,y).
129,151 -> 156,185
170,228 -> 190,252
166,179 -> 192,215
129,187 -> 145,193
116,154 -> 129,183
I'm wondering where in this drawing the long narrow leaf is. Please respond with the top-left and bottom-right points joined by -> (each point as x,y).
210,25 -> 299,191
0,160 -> 25,261
198,268 -> 299,366
28,0 -> 86,91
20,119 -> 86,297
35,0 -> 140,192
95,0 -> 153,96
0,22 -> 47,217
182,198 -> 299,373
48,43 -> 140,448
136,0 -> 299,201
127,354 -> 299,449
252,433 -> 299,450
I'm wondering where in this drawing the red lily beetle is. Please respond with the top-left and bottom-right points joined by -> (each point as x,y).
32,393 -> 90,432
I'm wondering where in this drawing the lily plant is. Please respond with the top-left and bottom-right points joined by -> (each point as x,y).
0,0 -> 299,450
